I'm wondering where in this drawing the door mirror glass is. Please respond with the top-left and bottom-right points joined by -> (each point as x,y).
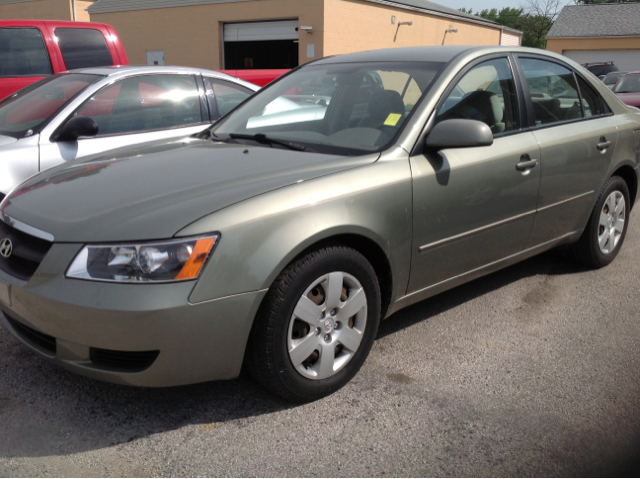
52,116 -> 99,142
426,119 -> 493,149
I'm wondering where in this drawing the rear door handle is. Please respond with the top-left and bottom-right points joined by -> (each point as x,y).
516,157 -> 538,171
597,139 -> 612,151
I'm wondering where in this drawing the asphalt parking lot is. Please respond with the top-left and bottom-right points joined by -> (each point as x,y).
1,216 -> 639,477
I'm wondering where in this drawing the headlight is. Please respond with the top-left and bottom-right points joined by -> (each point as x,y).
66,235 -> 218,283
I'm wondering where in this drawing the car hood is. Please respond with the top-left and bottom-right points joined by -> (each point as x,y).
615,92 -> 640,107
1,137 -> 379,242
0,135 -> 18,147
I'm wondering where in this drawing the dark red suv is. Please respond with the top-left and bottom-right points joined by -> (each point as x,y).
0,20 -> 128,100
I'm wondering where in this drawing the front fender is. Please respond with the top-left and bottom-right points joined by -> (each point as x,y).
179,152 -> 413,306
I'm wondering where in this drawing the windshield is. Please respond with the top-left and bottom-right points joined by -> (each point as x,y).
603,71 -> 627,85
211,61 -> 444,155
0,73 -> 102,138
614,74 -> 640,93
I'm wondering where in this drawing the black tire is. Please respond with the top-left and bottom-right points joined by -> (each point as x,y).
571,175 -> 630,269
245,246 -> 381,402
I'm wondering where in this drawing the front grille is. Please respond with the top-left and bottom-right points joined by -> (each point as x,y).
5,314 -> 56,355
90,347 -> 159,373
0,220 -> 52,281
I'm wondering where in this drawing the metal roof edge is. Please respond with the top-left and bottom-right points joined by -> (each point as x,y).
547,34 -> 640,40
87,0 -> 520,35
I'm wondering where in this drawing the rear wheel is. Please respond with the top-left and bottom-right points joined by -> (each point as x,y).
245,246 -> 381,402
571,176 -> 630,268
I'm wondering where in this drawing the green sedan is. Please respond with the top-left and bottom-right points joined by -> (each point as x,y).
1,46 -> 638,401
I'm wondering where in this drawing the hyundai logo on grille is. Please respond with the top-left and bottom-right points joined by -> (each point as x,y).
0,238 -> 12,259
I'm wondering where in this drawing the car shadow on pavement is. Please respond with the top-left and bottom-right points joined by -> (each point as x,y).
377,246 -> 587,339
0,247 -> 593,459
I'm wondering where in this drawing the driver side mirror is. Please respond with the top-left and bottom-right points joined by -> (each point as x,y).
426,119 -> 493,150
51,116 -> 99,142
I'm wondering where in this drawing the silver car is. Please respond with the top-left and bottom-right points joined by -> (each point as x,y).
1,46 -> 638,402
0,66 -> 259,201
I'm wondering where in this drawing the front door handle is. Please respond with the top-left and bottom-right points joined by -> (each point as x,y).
516,156 -> 538,171
597,137 -> 612,151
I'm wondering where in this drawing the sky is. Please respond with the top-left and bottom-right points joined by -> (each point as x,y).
445,0 -> 574,11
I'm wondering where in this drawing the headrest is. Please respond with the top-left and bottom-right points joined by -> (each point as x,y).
368,90 -> 406,121
455,90 -> 503,125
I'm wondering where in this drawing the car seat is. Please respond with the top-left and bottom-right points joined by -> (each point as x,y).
440,90 -> 505,134
357,90 -> 405,128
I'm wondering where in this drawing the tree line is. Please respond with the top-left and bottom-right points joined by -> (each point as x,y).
460,0 -> 640,49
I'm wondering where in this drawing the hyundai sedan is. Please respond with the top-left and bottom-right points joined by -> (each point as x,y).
1,46 -> 638,402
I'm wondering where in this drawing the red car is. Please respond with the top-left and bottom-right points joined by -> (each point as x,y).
220,69 -> 289,87
613,72 -> 640,108
0,20 -> 128,100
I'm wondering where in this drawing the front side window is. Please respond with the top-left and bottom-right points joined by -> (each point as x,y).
75,74 -> 204,136
55,28 -> 114,70
0,73 -> 99,137
437,58 -> 519,134
520,58 -> 582,126
211,61 -> 444,155
0,27 -> 52,77
205,77 -> 254,119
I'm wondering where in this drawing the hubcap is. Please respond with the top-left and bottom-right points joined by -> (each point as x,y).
598,191 -> 625,255
287,271 -> 367,380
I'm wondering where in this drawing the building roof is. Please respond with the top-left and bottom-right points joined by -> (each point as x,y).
547,3 -> 640,39
87,0 -> 519,33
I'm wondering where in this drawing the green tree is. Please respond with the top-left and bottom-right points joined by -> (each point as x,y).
460,0 -> 562,49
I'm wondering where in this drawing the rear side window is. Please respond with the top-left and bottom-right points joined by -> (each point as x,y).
205,77 -> 253,119
576,76 -> 605,118
520,58 -> 582,127
55,28 -> 114,71
0,27 -> 52,77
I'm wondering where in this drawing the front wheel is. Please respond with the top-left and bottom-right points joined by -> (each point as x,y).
571,176 -> 630,269
245,246 -> 381,402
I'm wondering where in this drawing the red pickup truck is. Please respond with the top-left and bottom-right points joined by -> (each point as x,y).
0,20 -> 128,100
1,20 -> 286,100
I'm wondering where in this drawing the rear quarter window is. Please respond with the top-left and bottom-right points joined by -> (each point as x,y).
55,28 -> 114,71
0,27 -> 52,77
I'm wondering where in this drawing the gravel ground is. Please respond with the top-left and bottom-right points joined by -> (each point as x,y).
1,217 -> 639,477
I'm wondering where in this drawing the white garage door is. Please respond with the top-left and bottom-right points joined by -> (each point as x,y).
501,31 -> 521,46
223,20 -> 299,42
563,50 -> 640,72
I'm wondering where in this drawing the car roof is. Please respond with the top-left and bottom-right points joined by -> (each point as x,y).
65,65 -> 260,90
310,45 -> 574,66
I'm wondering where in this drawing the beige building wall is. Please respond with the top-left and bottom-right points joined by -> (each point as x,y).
323,0 -> 502,56
74,0 -> 93,22
547,37 -> 640,55
0,0 -> 73,21
90,0 -> 325,70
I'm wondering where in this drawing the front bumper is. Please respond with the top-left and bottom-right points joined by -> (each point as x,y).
0,245 -> 266,387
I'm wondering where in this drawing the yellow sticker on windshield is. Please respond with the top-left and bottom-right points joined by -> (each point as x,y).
384,113 -> 402,126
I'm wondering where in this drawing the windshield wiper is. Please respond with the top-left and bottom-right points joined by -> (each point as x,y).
229,133 -> 307,151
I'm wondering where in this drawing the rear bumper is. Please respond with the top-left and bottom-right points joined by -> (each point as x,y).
0,257 -> 266,387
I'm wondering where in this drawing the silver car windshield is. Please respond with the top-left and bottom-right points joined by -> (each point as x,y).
211,61 -> 444,155
0,73 -> 103,138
